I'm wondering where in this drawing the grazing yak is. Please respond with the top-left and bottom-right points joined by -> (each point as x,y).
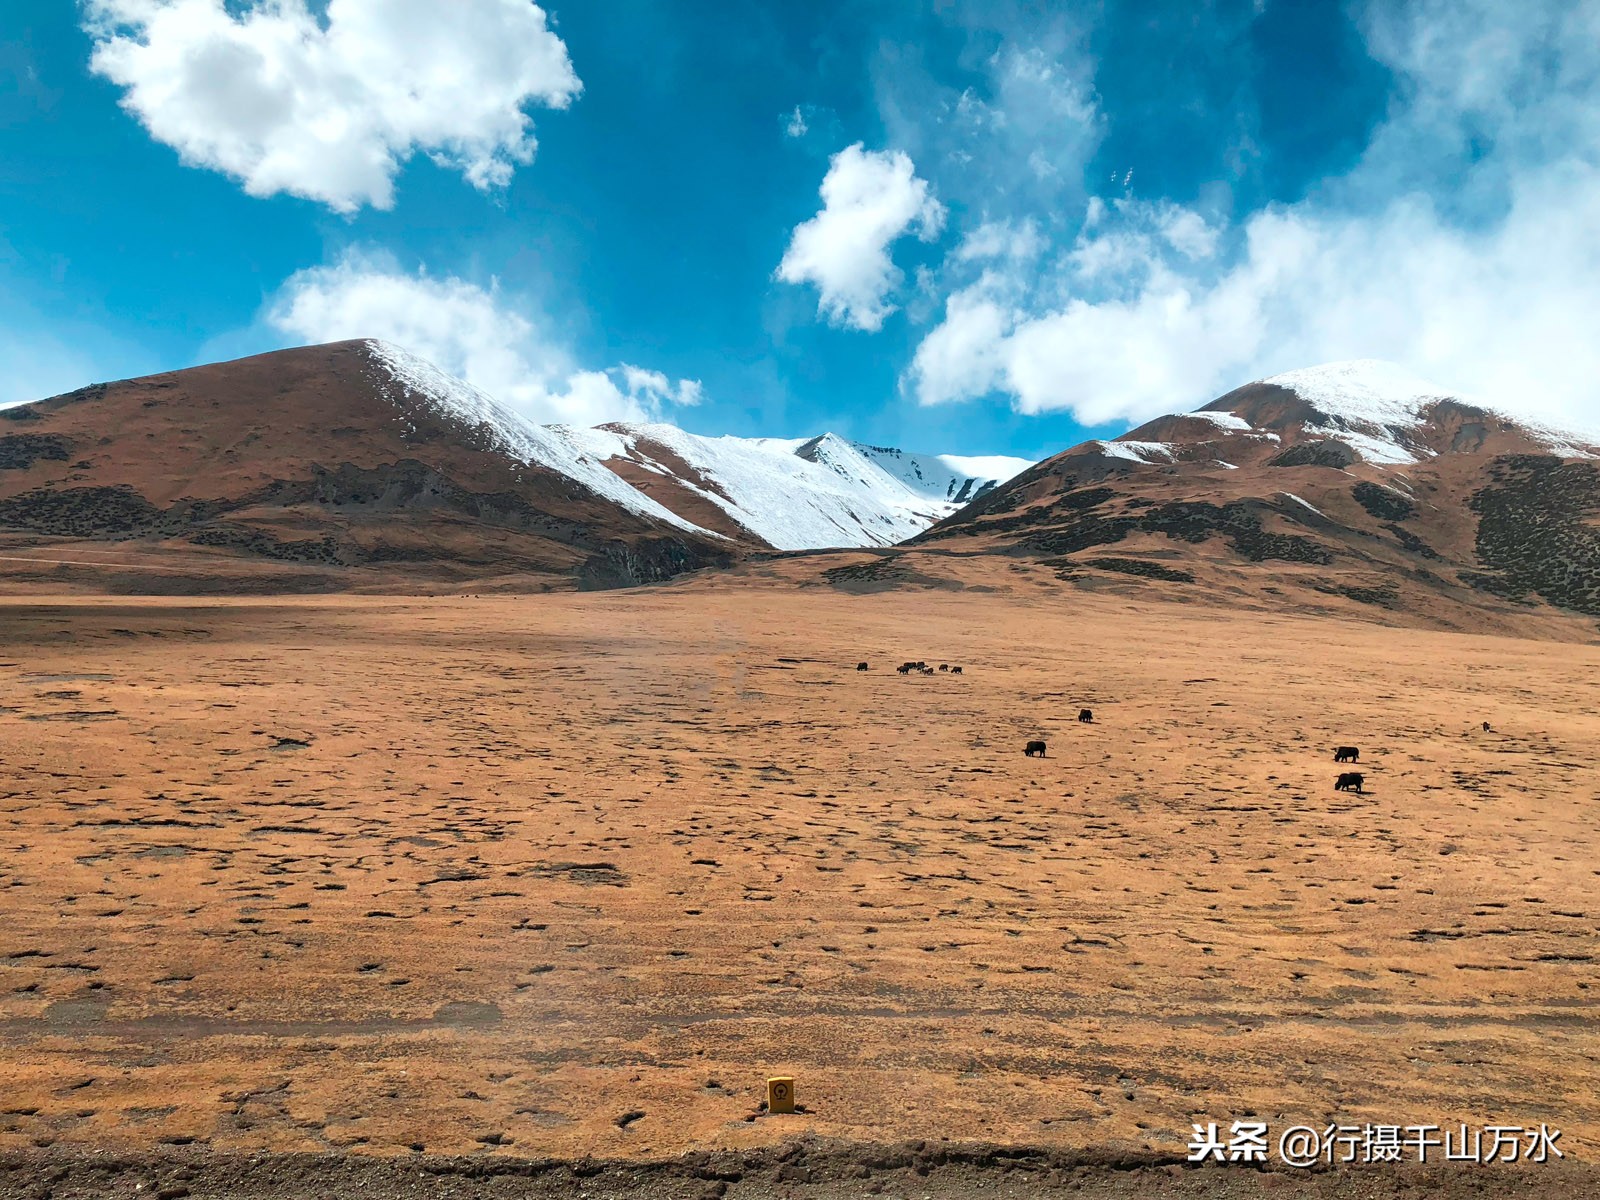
1024,740 -> 1047,757
1078,708 -> 1093,723
922,667 -> 936,676
1335,772 -> 1365,793
951,666 -> 963,674
896,664 -> 912,674
1482,721 -> 1492,732
857,662 -> 869,671
939,664 -> 949,671
1333,745 -> 1359,763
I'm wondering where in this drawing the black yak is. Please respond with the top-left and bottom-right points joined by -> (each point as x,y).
1333,746 -> 1359,763
857,662 -> 869,671
1025,740 -> 1047,757
1335,772 -> 1364,793
1078,708 -> 1093,723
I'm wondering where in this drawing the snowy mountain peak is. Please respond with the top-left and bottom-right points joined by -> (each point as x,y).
364,338 -> 513,439
851,442 -> 1028,507
359,340 -> 713,536
571,421 -> 1031,551
1239,359 -> 1456,464
1099,358 -> 1600,471
795,431 -> 852,456
1262,359 -> 1457,428
1095,358 -> 1600,467
793,432 -> 873,480
356,341 -> 1032,552
1257,359 -> 1600,462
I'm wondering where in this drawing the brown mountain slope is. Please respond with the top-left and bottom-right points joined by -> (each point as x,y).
0,340 -> 736,592
898,362 -> 1600,634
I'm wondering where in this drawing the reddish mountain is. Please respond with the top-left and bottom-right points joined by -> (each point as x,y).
907,361 -> 1600,632
0,340 -> 736,592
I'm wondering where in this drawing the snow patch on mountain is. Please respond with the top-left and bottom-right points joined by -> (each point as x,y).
1260,360 -> 1447,464
846,442 -> 1031,506
1263,359 -> 1600,462
569,424 -> 921,549
1095,439 -> 1176,463
1182,410 -> 1253,432
1517,423 -> 1600,460
1279,491 -> 1325,517
568,424 -> 1030,551
361,339 -> 1031,550
362,340 -> 716,536
1265,360 -> 1450,428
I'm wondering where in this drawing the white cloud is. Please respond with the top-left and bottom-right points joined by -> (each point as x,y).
619,364 -> 703,410
268,254 -> 702,425
906,283 -> 1013,409
775,143 -> 946,332
1157,206 -> 1219,261
874,31 -> 1102,219
953,218 -> 1045,264
906,0 -> 1600,433
82,0 -> 581,213
785,106 -> 808,138
1356,0 -> 1600,190
985,45 -> 1100,182
913,176 -> 1600,428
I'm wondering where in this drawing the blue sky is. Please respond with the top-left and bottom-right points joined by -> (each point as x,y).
3,1 -> 1598,461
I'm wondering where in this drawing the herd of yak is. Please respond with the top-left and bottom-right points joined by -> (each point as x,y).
853,660 -> 1385,795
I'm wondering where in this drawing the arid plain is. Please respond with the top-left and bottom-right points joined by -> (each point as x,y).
1,565 -> 1597,1183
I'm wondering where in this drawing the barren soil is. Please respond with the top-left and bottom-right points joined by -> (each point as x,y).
0,579 -> 1596,1193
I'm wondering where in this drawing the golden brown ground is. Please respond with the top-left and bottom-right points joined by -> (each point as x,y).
0,577 -> 1596,1165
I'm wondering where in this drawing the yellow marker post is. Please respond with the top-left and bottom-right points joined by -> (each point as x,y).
767,1076 -> 796,1114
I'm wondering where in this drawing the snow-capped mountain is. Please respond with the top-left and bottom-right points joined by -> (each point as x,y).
796,436 -> 1029,509
9,342 -> 1600,624
0,337 -> 1032,596
363,341 -> 1031,551
915,358 -> 1600,629
0,339 -> 738,590
562,423 -> 1030,551
362,341 -> 708,536
1086,359 -> 1600,469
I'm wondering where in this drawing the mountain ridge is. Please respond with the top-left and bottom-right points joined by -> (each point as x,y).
0,339 -> 1031,590
9,343 -> 1600,628
564,420 -> 1030,551
0,340 -> 735,591
905,358 -> 1600,631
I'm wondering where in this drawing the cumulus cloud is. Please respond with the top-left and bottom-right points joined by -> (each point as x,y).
904,283 -> 1014,412
775,143 -> 946,332
906,0 -> 1600,432
1156,206 -> 1220,261
619,364 -> 703,409
82,0 -> 581,213
269,254 -> 702,425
